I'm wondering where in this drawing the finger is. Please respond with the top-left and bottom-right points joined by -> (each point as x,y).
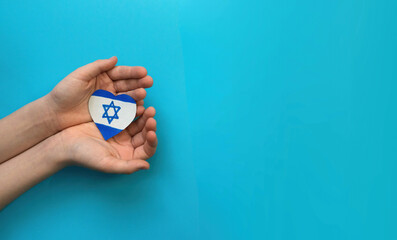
134,131 -> 158,159
118,88 -> 146,102
71,56 -> 118,80
136,105 -> 145,117
101,157 -> 150,174
107,66 -> 147,80
131,118 -> 157,148
145,131 -> 158,156
113,76 -> 153,92
127,107 -> 156,136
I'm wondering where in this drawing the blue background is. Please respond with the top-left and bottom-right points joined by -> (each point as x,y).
0,0 -> 396,239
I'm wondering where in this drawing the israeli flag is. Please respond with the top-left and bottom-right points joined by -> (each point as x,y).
88,90 -> 137,140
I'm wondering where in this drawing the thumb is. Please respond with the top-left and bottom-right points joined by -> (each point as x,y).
100,157 -> 150,174
71,56 -> 118,80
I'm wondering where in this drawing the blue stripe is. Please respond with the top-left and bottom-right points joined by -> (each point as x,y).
95,123 -> 123,140
92,89 -> 136,103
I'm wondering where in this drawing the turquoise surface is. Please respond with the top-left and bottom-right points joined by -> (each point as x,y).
0,0 -> 396,239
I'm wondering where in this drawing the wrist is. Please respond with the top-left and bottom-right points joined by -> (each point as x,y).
41,132 -> 71,170
41,94 -> 63,133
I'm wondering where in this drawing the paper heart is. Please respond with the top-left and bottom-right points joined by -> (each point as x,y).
88,90 -> 136,140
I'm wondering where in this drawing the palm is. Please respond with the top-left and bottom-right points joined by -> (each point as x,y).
62,107 -> 157,174
49,57 -> 152,129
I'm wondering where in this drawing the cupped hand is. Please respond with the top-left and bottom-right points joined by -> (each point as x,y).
47,57 -> 153,130
59,107 -> 157,174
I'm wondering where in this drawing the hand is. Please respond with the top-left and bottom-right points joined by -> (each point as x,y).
0,108 -> 157,209
58,107 -> 157,174
46,56 -> 153,130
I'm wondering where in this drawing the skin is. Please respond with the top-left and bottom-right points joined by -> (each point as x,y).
0,57 -> 158,209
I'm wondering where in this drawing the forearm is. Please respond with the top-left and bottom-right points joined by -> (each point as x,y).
0,95 -> 59,163
0,134 -> 66,210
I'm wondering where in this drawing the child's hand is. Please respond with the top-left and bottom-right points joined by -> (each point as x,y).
47,57 -> 153,131
57,107 -> 157,173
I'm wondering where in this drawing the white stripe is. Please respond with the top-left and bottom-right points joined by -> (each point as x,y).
88,95 -> 136,130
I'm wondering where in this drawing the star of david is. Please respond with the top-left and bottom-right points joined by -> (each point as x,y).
102,101 -> 121,124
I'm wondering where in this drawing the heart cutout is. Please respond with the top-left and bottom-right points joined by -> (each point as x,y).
88,90 -> 136,140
